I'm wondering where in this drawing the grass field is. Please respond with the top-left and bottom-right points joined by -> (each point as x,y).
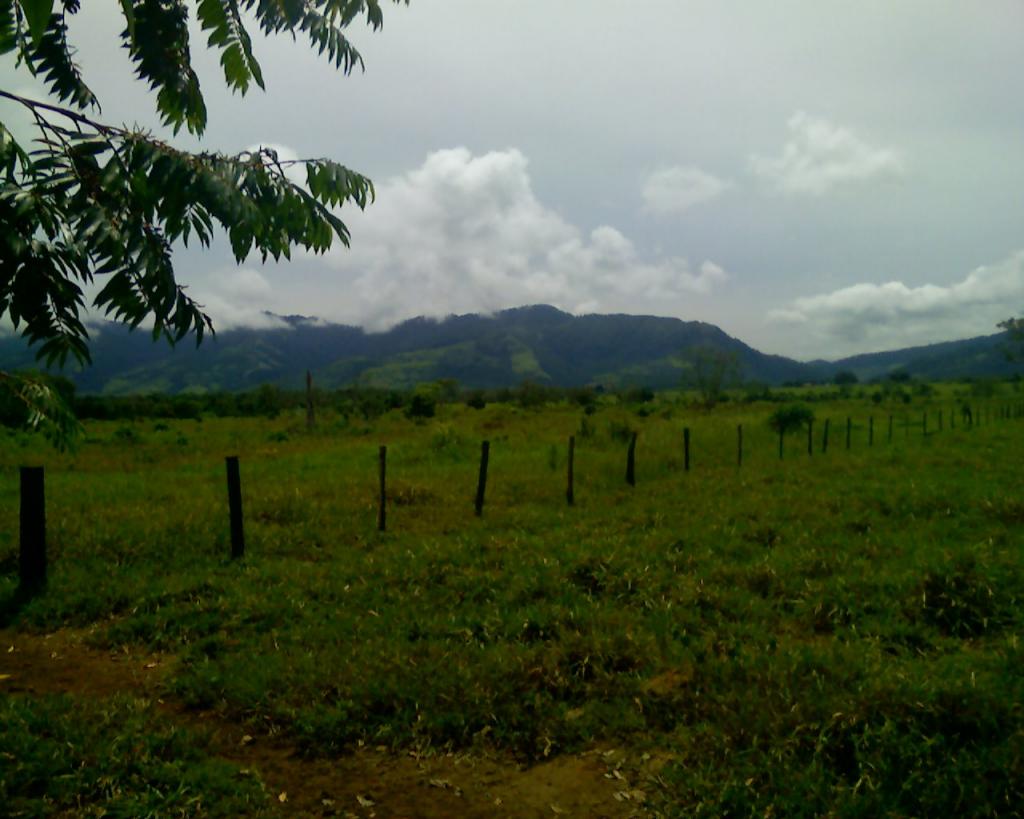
2,388 -> 1022,816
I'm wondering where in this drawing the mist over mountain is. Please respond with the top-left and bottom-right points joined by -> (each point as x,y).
0,305 -> 1017,394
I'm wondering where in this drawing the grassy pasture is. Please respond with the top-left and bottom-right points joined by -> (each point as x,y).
2,389 -> 1023,816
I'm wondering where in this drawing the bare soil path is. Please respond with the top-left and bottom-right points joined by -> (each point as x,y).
1,628 -> 652,818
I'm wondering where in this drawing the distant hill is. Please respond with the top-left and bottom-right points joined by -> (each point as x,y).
819,333 -> 1021,382
0,305 -> 1018,394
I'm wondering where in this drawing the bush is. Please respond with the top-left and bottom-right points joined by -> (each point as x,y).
405,393 -> 436,420
768,404 -> 815,434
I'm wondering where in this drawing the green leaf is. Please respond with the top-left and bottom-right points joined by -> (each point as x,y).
0,0 -> 17,54
24,12 -> 98,109
119,0 -> 135,37
17,0 -> 53,46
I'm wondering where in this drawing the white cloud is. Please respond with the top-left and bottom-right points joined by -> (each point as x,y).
193,268 -> 290,330
314,147 -> 729,329
750,112 -> 904,195
770,250 -> 1024,355
642,166 -> 732,214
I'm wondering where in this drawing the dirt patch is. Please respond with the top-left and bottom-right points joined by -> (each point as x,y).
1,628 -> 649,818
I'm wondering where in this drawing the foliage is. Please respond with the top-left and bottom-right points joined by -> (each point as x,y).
0,369 -> 80,447
686,345 -> 739,408
0,0 -> 408,444
999,316 -> 1023,360
404,393 -> 435,420
768,403 -> 814,434
834,369 -> 858,385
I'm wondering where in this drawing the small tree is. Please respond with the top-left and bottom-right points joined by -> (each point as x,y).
834,370 -> 858,386
999,317 -> 1023,360
768,404 -> 815,435
687,346 -> 739,409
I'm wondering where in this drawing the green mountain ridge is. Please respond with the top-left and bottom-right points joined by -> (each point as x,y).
0,305 -> 1018,394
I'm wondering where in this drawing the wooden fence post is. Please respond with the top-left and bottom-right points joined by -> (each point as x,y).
19,466 -> 46,588
306,370 -> 315,430
475,441 -> 490,516
888,414 -> 893,442
778,427 -> 784,460
225,456 -> 245,559
626,432 -> 637,486
868,416 -> 874,446
846,417 -> 852,450
684,427 -> 691,472
822,418 -> 830,453
378,445 -> 387,532
566,435 -> 575,506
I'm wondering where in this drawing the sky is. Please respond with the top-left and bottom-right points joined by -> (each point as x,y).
2,1 -> 1023,359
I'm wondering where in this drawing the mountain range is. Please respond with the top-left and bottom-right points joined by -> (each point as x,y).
0,305 -> 1018,394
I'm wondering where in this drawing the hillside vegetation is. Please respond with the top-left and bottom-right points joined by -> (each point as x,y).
2,305 -> 1017,394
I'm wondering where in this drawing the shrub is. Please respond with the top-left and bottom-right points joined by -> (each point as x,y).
768,404 -> 814,434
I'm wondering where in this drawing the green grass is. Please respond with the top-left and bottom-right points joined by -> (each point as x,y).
0,695 -> 267,817
2,388 -> 1023,815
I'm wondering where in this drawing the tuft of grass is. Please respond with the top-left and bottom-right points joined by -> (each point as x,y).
0,695 -> 267,816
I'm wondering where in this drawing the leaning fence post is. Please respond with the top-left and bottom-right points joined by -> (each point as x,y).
626,432 -> 637,486
566,435 -> 575,506
19,466 -> 46,589
225,456 -> 245,559
683,427 -> 691,472
378,445 -> 387,532
475,441 -> 490,516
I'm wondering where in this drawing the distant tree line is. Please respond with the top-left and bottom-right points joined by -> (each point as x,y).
1,370 -> 1020,431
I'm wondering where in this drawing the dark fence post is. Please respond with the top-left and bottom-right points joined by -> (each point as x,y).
475,440 -> 490,516
846,417 -> 852,450
225,456 -> 245,559
19,466 -> 46,589
305,370 -> 315,430
778,427 -> 784,460
626,432 -> 637,486
378,445 -> 387,532
683,427 -> 691,472
737,424 -> 743,468
822,418 -> 830,453
868,416 -> 874,446
566,435 -> 575,506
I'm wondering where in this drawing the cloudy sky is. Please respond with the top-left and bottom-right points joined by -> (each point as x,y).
3,1 -> 1023,359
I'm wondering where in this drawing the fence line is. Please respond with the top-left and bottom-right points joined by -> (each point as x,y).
12,401 -> 1021,581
